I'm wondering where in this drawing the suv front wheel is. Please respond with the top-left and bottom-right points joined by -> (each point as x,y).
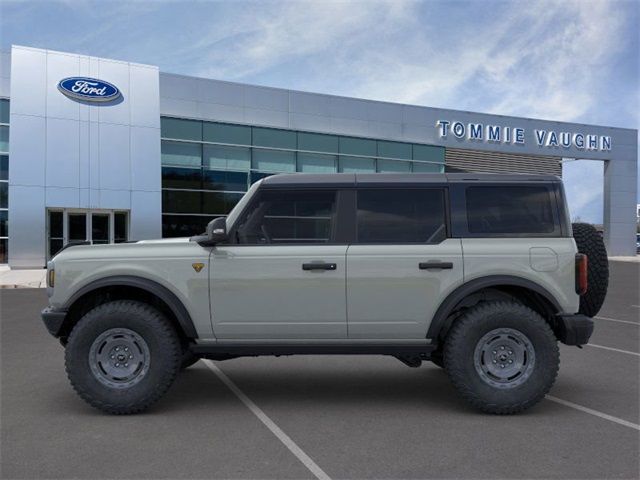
65,300 -> 182,414
443,301 -> 559,414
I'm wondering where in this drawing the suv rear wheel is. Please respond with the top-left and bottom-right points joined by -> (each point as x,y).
443,301 -> 559,414
65,300 -> 182,414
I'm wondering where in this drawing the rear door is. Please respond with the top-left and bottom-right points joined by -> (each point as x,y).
346,187 -> 464,339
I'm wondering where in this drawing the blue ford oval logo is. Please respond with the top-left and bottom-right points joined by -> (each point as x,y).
57,77 -> 121,102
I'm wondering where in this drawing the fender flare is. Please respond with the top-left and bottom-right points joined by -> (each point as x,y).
426,275 -> 562,340
64,275 -> 198,338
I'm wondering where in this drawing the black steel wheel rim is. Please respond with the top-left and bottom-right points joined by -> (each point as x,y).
473,328 -> 536,389
88,328 -> 150,389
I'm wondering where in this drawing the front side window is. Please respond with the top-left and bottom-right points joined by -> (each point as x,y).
357,188 -> 447,243
466,186 -> 556,235
234,190 -> 337,245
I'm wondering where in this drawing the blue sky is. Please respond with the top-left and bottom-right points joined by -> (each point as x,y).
1,0 -> 638,222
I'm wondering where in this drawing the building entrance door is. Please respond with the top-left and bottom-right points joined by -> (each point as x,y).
47,209 -> 129,259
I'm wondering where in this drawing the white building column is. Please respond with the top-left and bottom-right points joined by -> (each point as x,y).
603,155 -> 638,256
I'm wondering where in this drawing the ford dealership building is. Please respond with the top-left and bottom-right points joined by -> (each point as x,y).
0,45 -> 637,267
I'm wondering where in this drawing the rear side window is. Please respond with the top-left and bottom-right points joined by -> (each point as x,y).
466,186 -> 556,235
357,189 -> 447,243
234,189 -> 337,244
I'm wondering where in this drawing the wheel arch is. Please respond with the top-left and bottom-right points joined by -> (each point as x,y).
427,275 -> 562,342
60,275 -> 198,342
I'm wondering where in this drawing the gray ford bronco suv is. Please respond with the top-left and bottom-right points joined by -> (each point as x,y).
41,173 -> 608,415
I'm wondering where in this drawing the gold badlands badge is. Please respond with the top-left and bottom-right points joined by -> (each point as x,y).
192,263 -> 204,273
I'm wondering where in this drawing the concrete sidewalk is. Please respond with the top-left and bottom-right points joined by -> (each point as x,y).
0,256 -> 636,289
0,267 -> 47,289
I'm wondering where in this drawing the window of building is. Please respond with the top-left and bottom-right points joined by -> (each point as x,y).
0,99 -> 9,124
0,100 -> 10,263
0,155 -> 7,180
203,145 -> 251,170
114,212 -> 128,243
161,117 -> 202,141
234,190 -> 337,245
466,186 -> 556,234
413,144 -> 445,163
377,159 -> 411,173
0,126 -> 8,153
0,182 -> 6,208
162,167 -> 202,189
161,141 -> 201,167
338,156 -> 376,173
412,162 -> 442,173
203,122 -> 251,145
252,149 -> 296,172
162,215 -> 213,238
252,127 -> 296,149
298,132 -> 339,154
378,141 -> 412,160
203,144 -> 250,171
339,137 -> 377,157
357,189 -> 447,243
202,170 -> 248,192
297,153 -> 337,173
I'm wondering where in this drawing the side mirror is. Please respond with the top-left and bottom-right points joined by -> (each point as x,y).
206,217 -> 228,244
191,217 -> 228,246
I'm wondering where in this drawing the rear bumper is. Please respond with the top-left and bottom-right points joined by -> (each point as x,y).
556,314 -> 594,346
41,307 -> 68,338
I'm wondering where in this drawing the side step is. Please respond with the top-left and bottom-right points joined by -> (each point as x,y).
190,342 -> 436,358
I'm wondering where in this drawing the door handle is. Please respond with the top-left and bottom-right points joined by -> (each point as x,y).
419,261 -> 453,270
302,262 -> 337,271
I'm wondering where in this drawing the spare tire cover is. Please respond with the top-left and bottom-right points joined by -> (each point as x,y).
572,223 -> 609,317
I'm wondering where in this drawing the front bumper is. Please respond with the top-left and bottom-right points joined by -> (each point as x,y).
555,314 -> 594,346
41,307 -> 68,338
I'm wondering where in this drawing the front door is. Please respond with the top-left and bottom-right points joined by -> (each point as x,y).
210,188 -> 347,339
346,187 -> 464,339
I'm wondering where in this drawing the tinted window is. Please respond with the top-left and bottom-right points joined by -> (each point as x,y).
162,167 -> 202,189
466,186 -> 556,234
162,215 -> 213,238
235,190 -> 336,245
357,189 -> 446,243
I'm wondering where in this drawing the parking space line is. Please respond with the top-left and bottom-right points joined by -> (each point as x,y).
203,360 -> 331,480
595,315 -> 639,326
586,343 -> 640,356
546,395 -> 640,431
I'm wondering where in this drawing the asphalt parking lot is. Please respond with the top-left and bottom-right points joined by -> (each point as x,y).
1,261 -> 638,479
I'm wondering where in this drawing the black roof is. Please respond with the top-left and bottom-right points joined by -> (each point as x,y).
261,173 -> 561,187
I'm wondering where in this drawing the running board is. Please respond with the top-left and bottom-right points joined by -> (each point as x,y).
190,342 -> 436,358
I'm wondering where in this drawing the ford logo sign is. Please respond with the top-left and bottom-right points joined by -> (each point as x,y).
57,77 -> 121,102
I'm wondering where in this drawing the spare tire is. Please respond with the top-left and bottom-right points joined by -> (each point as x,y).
572,223 -> 609,317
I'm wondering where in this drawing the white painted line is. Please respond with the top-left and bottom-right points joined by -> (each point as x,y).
595,315 -> 639,326
546,395 -> 640,431
631,305 -> 640,309
586,343 -> 640,357
203,360 -> 331,480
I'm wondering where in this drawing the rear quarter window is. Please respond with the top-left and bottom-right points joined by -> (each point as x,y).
466,186 -> 558,235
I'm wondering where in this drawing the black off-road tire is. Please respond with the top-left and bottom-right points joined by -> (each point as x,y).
65,300 -> 182,414
572,222 -> 609,317
443,301 -> 559,414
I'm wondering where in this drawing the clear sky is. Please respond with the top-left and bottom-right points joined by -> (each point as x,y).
1,0 -> 638,222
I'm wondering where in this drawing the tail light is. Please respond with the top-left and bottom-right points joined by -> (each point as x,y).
575,253 -> 588,295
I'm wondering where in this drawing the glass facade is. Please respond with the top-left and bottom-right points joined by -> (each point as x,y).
0,99 -> 8,263
160,116 -> 445,238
